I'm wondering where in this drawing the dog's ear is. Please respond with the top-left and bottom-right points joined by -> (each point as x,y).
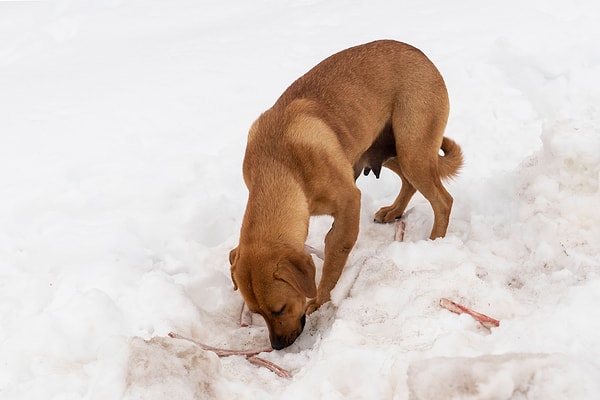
229,247 -> 239,291
229,247 -> 238,265
274,250 -> 317,299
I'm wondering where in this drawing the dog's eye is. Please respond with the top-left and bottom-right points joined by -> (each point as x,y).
271,305 -> 286,316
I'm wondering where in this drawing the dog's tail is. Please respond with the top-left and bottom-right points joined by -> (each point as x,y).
439,137 -> 463,180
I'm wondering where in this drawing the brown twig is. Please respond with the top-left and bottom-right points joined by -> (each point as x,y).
168,332 -> 271,356
394,220 -> 406,242
439,298 -> 500,329
304,244 -> 324,260
168,332 -> 290,378
239,302 -> 253,327
247,355 -> 291,379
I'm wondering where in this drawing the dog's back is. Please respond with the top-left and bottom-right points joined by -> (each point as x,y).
271,40 -> 450,168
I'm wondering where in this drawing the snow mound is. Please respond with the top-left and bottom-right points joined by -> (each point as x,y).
408,353 -> 600,399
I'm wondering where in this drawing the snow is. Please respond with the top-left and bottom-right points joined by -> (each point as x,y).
1,0 -> 599,398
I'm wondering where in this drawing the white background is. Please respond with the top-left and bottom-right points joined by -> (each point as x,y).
1,1 -> 599,398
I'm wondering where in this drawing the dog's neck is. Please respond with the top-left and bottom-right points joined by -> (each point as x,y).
239,166 -> 309,251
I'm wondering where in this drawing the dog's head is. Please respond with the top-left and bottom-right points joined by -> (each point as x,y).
229,245 -> 317,350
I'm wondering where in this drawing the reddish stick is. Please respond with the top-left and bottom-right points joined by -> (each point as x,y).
168,332 -> 290,378
247,356 -> 291,379
304,244 -> 324,260
239,302 -> 253,327
168,332 -> 272,357
439,298 -> 500,329
394,220 -> 406,242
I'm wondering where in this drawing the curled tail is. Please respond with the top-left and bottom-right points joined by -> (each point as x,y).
439,137 -> 463,179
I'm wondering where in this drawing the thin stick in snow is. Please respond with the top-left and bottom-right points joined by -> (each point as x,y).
394,220 -> 406,242
439,298 -> 500,329
240,301 -> 253,327
168,332 -> 272,356
168,332 -> 290,378
304,244 -> 325,260
247,355 -> 291,379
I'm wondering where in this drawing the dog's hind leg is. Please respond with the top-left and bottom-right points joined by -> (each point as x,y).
395,128 -> 453,239
391,86 -> 454,240
374,158 -> 417,223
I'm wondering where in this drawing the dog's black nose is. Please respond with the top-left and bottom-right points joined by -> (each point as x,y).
270,315 -> 307,350
270,339 -> 286,351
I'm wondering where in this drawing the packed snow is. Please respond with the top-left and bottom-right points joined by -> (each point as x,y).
1,1 -> 599,399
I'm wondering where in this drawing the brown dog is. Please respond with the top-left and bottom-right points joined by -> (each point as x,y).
229,40 -> 463,349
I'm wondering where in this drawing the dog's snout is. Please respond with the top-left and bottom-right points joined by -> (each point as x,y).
270,314 -> 307,350
270,331 -> 298,350
270,338 -> 287,351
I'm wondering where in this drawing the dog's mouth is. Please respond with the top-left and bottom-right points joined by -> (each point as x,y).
270,314 -> 306,350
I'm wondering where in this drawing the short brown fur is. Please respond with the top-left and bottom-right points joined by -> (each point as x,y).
230,40 -> 463,349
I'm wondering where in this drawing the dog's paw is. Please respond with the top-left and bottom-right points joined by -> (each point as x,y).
305,299 -> 321,315
306,292 -> 333,314
374,206 -> 401,223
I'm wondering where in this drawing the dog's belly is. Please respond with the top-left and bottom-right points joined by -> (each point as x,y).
353,123 -> 396,180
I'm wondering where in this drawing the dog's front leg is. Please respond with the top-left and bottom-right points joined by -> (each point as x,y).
306,188 -> 361,314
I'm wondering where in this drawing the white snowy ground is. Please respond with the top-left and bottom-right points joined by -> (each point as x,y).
1,1 -> 599,399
